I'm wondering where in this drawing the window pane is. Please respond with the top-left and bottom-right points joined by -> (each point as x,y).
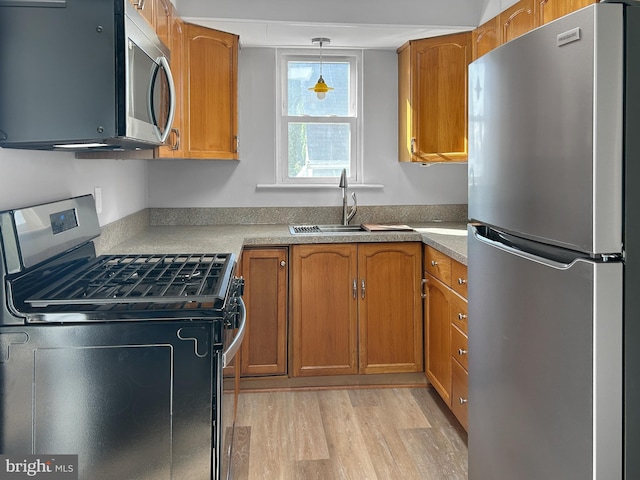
288,61 -> 350,116
288,123 -> 351,178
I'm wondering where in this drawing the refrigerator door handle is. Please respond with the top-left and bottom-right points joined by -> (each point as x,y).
470,225 -> 588,270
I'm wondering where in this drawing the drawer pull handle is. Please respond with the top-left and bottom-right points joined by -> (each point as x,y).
458,348 -> 468,356
431,260 -> 438,266
459,397 -> 468,405
458,313 -> 467,320
457,278 -> 467,285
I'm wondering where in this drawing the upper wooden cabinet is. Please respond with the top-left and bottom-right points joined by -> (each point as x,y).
472,17 -> 499,61
398,32 -> 472,164
154,0 -> 173,48
499,0 -> 535,44
472,0 -> 598,60
128,0 -> 154,27
157,13 -> 184,158
534,0 -> 598,26
128,0 -> 172,48
181,24 -> 239,160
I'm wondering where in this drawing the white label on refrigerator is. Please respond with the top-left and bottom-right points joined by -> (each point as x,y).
557,27 -> 581,47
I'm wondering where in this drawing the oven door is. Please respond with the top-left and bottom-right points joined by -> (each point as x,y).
217,293 -> 246,480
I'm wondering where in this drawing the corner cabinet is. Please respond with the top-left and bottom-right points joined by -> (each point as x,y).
424,245 -> 469,430
290,243 -> 423,377
398,32 -> 472,164
238,248 -> 288,376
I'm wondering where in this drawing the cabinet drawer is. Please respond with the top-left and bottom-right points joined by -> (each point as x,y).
424,246 -> 452,285
451,324 -> 468,370
450,293 -> 468,334
451,260 -> 468,297
451,359 -> 468,430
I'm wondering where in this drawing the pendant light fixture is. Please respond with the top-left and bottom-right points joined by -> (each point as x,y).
309,37 -> 334,100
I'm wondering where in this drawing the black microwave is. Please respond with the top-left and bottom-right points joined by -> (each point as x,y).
0,0 -> 175,151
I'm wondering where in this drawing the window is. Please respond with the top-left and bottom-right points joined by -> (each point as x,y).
277,50 -> 362,184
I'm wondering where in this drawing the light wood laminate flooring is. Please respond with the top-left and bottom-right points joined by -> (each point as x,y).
231,386 -> 467,479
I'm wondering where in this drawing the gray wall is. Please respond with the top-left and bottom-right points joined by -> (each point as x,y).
0,148 -> 147,226
147,48 -> 468,208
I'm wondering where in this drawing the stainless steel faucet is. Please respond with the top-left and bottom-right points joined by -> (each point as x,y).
339,168 -> 357,225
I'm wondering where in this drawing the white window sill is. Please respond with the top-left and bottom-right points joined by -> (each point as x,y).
256,183 -> 384,190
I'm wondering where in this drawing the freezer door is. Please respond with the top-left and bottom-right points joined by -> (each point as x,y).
468,225 -> 622,480
468,3 -> 624,254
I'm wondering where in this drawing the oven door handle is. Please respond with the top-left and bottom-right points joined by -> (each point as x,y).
222,297 -> 246,368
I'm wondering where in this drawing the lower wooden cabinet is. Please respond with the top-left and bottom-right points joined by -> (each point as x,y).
424,245 -> 469,430
451,358 -> 469,430
425,273 -> 452,403
238,247 -> 288,376
291,243 -> 423,377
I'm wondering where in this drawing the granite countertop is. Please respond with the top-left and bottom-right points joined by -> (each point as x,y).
107,222 -> 468,264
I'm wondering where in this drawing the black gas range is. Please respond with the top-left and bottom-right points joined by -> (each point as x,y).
0,195 -> 244,480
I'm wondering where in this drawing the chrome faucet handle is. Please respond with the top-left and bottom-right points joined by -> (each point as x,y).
346,191 -> 357,224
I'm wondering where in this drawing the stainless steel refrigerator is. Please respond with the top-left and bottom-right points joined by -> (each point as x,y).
468,2 -> 640,479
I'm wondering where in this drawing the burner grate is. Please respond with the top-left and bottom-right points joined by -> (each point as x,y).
26,253 -> 234,308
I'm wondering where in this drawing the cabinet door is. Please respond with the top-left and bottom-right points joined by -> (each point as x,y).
499,0 -> 535,44
129,0 -> 154,28
534,0 -> 598,26
239,248 -> 288,376
154,0 -> 173,48
410,32 -> 472,163
473,17 -> 500,60
425,273 -> 451,403
291,244 -> 358,376
157,13 -> 184,158
183,24 -> 239,160
358,243 -> 423,374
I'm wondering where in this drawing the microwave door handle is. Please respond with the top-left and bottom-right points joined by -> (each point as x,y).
148,56 -> 176,144
158,56 -> 176,144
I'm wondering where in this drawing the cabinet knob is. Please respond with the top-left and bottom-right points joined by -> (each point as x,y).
457,278 -> 467,285
457,313 -> 467,320
459,397 -> 468,405
458,348 -> 468,356
280,260 -> 286,267
431,260 -> 437,266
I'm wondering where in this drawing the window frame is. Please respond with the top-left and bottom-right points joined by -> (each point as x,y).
275,48 -> 363,185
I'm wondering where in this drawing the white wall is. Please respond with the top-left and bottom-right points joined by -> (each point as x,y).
147,48 -> 468,208
0,148 -> 147,225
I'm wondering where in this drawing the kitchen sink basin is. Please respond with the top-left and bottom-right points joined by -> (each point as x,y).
289,224 -> 365,234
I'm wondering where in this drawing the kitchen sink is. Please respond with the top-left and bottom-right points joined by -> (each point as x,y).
289,224 -> 366,234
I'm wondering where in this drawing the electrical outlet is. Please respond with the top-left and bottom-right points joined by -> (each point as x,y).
94,187 -> 103,214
